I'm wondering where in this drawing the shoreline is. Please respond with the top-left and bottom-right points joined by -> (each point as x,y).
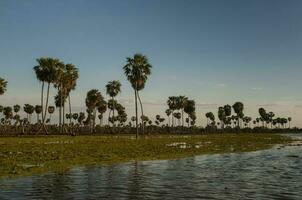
0,133 -> 293,179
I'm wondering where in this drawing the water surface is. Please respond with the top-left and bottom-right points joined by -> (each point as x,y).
0,134 -> 301,199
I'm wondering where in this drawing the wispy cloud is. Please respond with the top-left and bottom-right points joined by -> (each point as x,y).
251,87 -> 263,91
217,83 -> 226,87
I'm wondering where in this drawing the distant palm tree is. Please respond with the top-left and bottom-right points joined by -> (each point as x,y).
97,100 -> 107,126
165,109 -> 172,127
205,112 -> 215,126
123,54 -> 152,138
0,78 -> 8,95
177,96 -> 188,126
48,106 -> 55,124
23,104 -> 35,124
288,117 -> 292,129
167,96 -> 178,127
258,108 -> 267,128
34,57 -> 63,134
106,80 -> 121,126
85,89 -> 104,133
184,100 -> 196,127
35,105 -> 42,124
232,102 -> 244,128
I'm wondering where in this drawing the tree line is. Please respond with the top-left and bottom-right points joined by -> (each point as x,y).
0,54 -> 296,136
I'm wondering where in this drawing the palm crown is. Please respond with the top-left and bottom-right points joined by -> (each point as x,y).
123,54 -> 152,90
0,78 -> 8,95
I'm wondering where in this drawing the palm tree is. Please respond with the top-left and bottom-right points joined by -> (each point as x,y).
167,96 -> 178,127
232,102 -> 244,128
123,54 -> 152,138
205,112 -> 215,126
64,64 -> 79,125
35,105 -> 42,124
288,117 -> 292,129
106,80 -> 121,126
165,109 -> 172,127
48,106 -> 55,124
184,100 -> 196,127
85,89 -> 104,133
258,108 -> 267,128
34,57 -> 63,134
218,107 -> 226,129
23,104 -> 35,124
54,63 -> 79,131
97,100 -> 107,126
0,78 -> 8,95
177,96 -> 188,126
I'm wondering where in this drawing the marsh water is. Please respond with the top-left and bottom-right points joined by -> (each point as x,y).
0,134 -> 301,200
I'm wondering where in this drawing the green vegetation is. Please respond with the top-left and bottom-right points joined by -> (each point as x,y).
0,133 -> 292,179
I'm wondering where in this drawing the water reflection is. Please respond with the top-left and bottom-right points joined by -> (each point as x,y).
0,134 -> 302,199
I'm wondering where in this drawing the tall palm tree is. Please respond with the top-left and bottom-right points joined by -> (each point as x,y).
123,54 -> 152,138
34,57 -> 63,134
0,78 -> 8,95
64,64 -> 79,125
106,80 -> 121,126
54,63 -> 79,131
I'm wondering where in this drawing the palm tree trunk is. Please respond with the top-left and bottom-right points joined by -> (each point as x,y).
181,109 -> 184,127
41,83 -> 50,135
137,91 -> 144,134
41,82 -> 44,121
134,89 -> 138,139
68,94 -> 72,125
63,89 -> 65,126
112,97 -> 115,126
60,86 -> 63,133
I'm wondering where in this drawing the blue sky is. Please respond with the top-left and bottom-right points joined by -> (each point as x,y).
1,0 -> 302,126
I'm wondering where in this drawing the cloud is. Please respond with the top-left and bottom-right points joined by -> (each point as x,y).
251,87 -> 263,91
217,83 -> 226,87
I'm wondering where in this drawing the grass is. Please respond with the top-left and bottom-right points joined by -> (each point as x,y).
0,133 -> 292,179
